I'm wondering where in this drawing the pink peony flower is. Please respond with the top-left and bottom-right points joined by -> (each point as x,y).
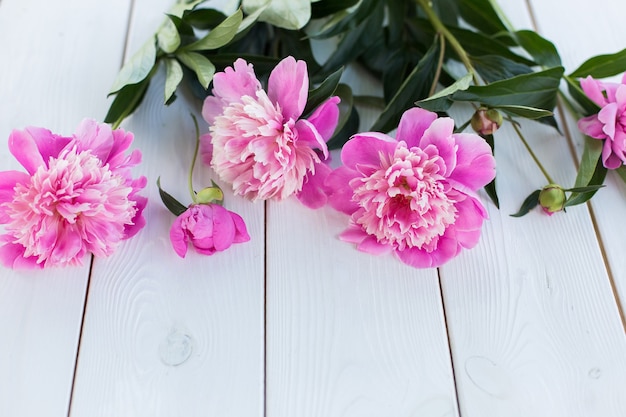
201,56 -> 339,208
169,203 -> 250,258
0,119 -> 147,268
326,108 -> 496,268
577,73 -> 626,169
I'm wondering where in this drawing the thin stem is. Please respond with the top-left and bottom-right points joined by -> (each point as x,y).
415,0 -> 479,84
188,114 -> 200,203
429,33 -> 446,97
508,117 -> 555,184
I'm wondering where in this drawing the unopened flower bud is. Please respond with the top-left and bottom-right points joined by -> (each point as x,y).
538,184 -> 566,215
196,185 -> 224,204
471,107 -> 503,136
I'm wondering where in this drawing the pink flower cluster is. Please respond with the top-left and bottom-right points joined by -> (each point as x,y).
201,56 -> 339,208
200,57 -> 497,268
578,73 -> 626,169
326,108 -> 496,268
0,119 -> 147,268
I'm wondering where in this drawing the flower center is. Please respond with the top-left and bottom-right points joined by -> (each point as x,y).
210,90 -> 319,200
4,147 -> 136,264
352,143 -> 457,251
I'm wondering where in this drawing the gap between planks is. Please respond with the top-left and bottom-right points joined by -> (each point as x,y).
524,0 -> 626,332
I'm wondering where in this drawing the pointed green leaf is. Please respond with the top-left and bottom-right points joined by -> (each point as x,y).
243,0 -> 310,29
471,55 -> 533,83
494,105 -> 552,119
458,0 -> 508,35
417,72 -> 473,112
109,37 -> 157,94
565,75 -> 601,116
164,59 -> 184,103
104,77 -> 151,128
157,15 -> 181,53
482,133 -> 499,208
510,189 -> 541,217
327,105 -> 360,150
569,48 -> 626,79
303,67 -> 343,117
311,0 -> 359,19
566,134 -> 607,207
615,166 -> 626,185
371,39 -> 441,132
514,30 -> 561,68
157,177 -> 188,216
182,9 -> 227,30
177,51 -> 215,89
185,8 -> 243,51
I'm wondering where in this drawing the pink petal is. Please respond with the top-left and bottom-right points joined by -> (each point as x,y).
295,119 -> 328,158
8,128 -> 51,174
580,76 -> 609,107
577,115 -> 605,139
211,205 -> 236,251
396,107 -> 438,148
0,241 -> 42,269
603,140 -> 622,169
199,133 -> 214,166
339,225 -> 369,244
229,211 -> 251,243
296,161 -> 332,209
356,235 -> 393,255
325,166 -> 360,215
341,133 -> 397,171
212,58 -> 261,105
73,119 -> 114,163
598,103 -> 618,139
306,96 -> 340,141
268,56 -> 308,121
0,170 -> 31,223
202,96 -> 226,125
170,215 -> 189,258
419,117 -> 457,176
448,133 -> 495,190
396,246 -> 435,268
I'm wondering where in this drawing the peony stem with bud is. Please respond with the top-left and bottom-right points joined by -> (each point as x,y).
188,114 -> 201,204
508,116 -> 555,184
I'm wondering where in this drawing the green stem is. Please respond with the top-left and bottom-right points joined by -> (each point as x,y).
188,114 -> 200,203
429,33 -> 446,97
415,0 -> 479,84
508,117 -> 555,184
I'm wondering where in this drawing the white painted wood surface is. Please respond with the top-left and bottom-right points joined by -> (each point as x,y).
0,0 -> 625,416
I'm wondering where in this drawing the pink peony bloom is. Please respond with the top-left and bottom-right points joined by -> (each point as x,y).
169,203 -> 250,258
201,56 -> 339,208
0,119 -> 147,269
577,73 -> 626,169
326,108 -> 496,268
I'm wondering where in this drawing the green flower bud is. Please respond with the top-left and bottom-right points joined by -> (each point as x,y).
471,107 -> 503,136
196,186 -> 224,204
538,184 -> 566,215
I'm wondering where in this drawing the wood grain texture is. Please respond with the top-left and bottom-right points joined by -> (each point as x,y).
265,64 -> 459,416
528,0 -> 626,320
0,0 -> 131,416
440,1 -> 626,416
68,0 -> 265,416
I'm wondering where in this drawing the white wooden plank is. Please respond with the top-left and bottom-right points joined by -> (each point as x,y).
265,62 -> 459,415
528,0 -> 626,322
440,1 -> 626,416
0,0 -> 131,416
68,0 -> 265,415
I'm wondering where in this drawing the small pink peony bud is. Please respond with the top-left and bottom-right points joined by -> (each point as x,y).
471,107 -> 503,136
538,184 -> 566,215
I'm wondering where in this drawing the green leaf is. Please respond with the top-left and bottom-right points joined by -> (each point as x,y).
242,0 -> 310,30
371,39 -> 441,132
185,8 -> 243,51
104,77 -> 151,128
458,0 -> 508,35
471,55 -> 533,83
448,67 -> 564,112
331,83 -> 355,137
157,177 -> 188,217
494,105 -> 552,119
303,67 -> 343,117
566,134 -> 607,207
514,30 -> 561,68
177,51 -> 215,89
157,15 -> 181,53
417,72 -> 473,113
168,0 -> 207,18
569,48 -> 626,79
510,189 -> 541,217
482,133 -> 499,208
312,0 -> 378,39
182,8 -> 227,30
164,59 -> 184,104
565,185 -> 605,193
311,0 -> 359,19
327,106 -> 359,150
109,37 -> 157,94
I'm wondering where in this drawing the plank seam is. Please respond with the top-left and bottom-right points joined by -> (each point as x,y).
525,0 -> 626,332
263,200 -> 268,417
437,269 -> 463,417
